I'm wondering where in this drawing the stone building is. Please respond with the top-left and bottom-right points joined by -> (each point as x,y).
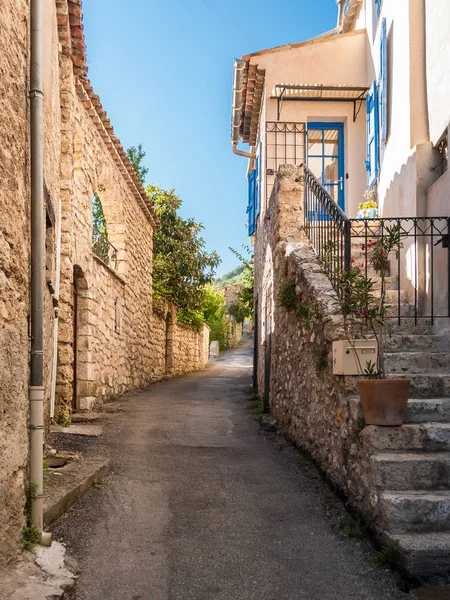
0,0 -> 209,567
230,0 -> 450,580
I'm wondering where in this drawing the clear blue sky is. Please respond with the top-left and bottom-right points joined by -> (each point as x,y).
82,0 -> 336,276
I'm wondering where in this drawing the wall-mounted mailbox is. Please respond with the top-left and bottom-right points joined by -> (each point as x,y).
332,339 -> 378,375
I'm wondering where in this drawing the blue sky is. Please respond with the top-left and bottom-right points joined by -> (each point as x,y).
83,0 -> 336,276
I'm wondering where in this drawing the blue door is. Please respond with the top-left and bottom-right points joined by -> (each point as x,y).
307,123 -> 345,211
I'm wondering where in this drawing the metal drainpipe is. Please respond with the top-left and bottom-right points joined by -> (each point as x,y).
231,58 -> 256,160
30,0 -> 51,546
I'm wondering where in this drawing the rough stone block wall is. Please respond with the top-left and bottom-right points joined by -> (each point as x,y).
225,318 -> 243,348
151,299 -> 209,379
0,0 -> 30,567
254,166 -> 373,514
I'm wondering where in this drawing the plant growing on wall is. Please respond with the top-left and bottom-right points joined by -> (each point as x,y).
278,280 -> 319,328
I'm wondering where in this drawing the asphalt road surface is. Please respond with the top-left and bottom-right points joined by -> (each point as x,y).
53,340 -> 406,600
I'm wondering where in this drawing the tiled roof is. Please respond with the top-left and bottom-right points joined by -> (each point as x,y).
240,62 -> 265,147
55,0 -> 158,227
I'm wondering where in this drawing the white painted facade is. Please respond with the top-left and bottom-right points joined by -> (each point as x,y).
235,0 -> 449,222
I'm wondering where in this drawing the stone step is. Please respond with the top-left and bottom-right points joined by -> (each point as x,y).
405,398 -> 450,423
361,423 -> 450,452
386,352 -> 450,375
385,320 -> 435,335
378,490 -> 450,533
385,373 -> 450,398
380,530 -> 450,579
384,334 -> 450,353
348,397 -> 450,424
372,452 -> 450,491
372,289 -> 409,304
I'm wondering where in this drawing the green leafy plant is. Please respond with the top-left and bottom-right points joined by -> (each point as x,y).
371,540 -> 401,568
126,144 -> 149,187
22,481 -> 41,550
244,386 -> 260,401
247,400 -> 265,420
278,280 -> 298,312
278,279 -> 320,328
337,224 -> 404,378
340,512 -> 372,539
228,246 -> 254,320
363,360 -> 381,379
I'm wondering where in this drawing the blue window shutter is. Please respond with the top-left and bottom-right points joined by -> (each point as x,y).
366,81 -> 379,186
379,18 -> 388,148
247,169 -> 256,236
255,144 -> 261,218
375,0 -> 382,18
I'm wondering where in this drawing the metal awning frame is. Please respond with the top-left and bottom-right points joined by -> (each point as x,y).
271,85 -> 369,122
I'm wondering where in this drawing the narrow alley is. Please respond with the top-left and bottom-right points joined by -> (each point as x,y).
52,342 -> 405,600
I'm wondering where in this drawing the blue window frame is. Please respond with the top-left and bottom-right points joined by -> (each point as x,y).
366,81 -> 379,186
379,18 -> 388,149
255,143 -> 261,219
247,169 -> 256,236
307,122 -> 345,211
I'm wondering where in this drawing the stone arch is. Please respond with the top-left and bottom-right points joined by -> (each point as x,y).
73,265 -> 96,411
94,164 -> 127,277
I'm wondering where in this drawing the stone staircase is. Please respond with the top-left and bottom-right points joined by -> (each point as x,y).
349,236 -> 450,579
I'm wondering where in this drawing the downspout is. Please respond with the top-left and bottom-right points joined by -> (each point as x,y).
30,0 -> 51,546
231,58 -> 256,160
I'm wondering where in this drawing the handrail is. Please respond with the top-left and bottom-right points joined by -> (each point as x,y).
302,165 -> 351,290
302,165 -> 450,322
302,165 -> 349,224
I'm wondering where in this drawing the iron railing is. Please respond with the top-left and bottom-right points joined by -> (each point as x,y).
92,226 -> 118,270
303,165 -> 351,293
266,122 -> 306,205
303,165 -> 450,323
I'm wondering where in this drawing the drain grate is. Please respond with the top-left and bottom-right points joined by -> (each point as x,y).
46,457 -> 68,469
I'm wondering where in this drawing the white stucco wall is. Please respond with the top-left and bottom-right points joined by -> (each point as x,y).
249,30 -> 368,217
425,0 -> 450,147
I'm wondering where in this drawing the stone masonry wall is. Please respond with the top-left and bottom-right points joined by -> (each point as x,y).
0,0 -> 30,567
254,165 -> 374,514
151,299 -> 210,380
55,48 -> 156,416
226,318 -> 243,348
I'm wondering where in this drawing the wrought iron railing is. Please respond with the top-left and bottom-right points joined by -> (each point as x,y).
303,165 -> 351,293
92,226 -> 118,270
303,165 -> 450,323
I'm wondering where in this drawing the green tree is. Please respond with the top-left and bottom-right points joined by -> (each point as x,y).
147,184 -> 220,313
229,246 -> 254,319
126,144 -> 149,187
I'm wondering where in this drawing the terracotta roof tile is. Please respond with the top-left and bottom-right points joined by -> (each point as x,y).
56,0 -> 158,226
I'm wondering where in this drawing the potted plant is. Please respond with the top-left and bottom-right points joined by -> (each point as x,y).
339,224 -> 409,426
357,188 -> 378,219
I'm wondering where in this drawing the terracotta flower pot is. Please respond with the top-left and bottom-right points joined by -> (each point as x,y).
358,379 -> 410,426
